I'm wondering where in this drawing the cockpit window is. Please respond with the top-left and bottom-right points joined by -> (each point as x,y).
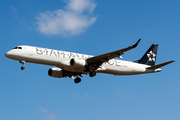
13,47 -> 22,49
13,47 -> 17,49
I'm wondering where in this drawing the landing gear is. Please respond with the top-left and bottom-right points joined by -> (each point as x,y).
89,71 -> 96,77
19,60 -> 25,70
74,77 -> 81,84
21,66 -> 25,70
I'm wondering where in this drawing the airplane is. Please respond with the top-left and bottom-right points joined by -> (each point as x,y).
5,39 -> 175,83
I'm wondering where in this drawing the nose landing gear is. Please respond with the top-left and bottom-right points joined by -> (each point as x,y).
19,60 -> 25,70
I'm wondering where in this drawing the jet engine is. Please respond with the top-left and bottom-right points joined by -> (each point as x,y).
70,58 -> 87,70
48,68 -> 64,78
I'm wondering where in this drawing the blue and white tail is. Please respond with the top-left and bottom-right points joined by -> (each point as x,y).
135,44 -> 158,66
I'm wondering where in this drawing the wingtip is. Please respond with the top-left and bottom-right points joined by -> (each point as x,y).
164,60 -> 176,65
132,38 -> 141,48
166,60 -> 176,65
136,38 -> 141,45
137,38 -> 141,43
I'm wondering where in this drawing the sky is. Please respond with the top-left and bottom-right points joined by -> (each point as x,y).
0,0 -> 180,120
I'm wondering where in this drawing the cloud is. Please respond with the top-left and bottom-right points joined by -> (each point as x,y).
36,0 -> 97,36
39,108 -> 49,113
117,91 -> 124,95
10,5 -> 18,12
72,93 -> 93,99
39,108 -> 58,120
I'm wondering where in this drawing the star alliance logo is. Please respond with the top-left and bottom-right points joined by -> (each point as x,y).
147,51 -> 156,62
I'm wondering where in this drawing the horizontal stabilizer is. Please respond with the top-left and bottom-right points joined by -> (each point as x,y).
146,60 -> 175,69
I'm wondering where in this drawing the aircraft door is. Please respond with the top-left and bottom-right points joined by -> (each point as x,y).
132,63 -> 137,71
28,47 -> 33,56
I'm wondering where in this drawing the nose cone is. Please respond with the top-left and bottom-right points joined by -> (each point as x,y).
5,51 -> 13,58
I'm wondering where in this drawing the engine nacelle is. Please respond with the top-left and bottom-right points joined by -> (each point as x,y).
48,68 -> 64,78
70,58 -> 87,70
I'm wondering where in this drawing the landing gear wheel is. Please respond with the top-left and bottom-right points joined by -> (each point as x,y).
21,66 -> 25,70
74,77 -> 81,84
89,71 -> 96,77
19,60 -> 25,70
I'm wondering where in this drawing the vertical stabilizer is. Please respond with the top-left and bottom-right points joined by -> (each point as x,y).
135,44 -> 158,66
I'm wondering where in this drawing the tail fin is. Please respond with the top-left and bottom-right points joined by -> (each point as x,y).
135,44 -> 158,66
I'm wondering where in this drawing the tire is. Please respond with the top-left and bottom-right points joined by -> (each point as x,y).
21,66 -> 25,70
89,71 -> 96,77
74,77 -> 81,83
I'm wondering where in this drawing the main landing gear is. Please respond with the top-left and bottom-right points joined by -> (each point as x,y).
89,71 -> 96,77
19,60 -> 25,70
73,71 -> 97,84
74,77 -> 81,84
73,72 -> 96,83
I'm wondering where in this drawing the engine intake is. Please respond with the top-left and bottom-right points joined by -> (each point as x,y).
70,58 -> 87,70
48,68 -> 64,78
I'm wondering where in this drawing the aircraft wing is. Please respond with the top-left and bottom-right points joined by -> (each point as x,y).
86,39 -> 141,67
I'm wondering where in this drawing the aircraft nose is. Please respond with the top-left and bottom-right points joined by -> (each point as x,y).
5,51 -> 12,58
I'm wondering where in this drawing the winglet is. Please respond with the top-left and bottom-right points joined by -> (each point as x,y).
132,38 -> 141,48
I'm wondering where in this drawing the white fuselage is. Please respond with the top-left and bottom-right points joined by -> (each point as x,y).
5,45 -> 160,75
